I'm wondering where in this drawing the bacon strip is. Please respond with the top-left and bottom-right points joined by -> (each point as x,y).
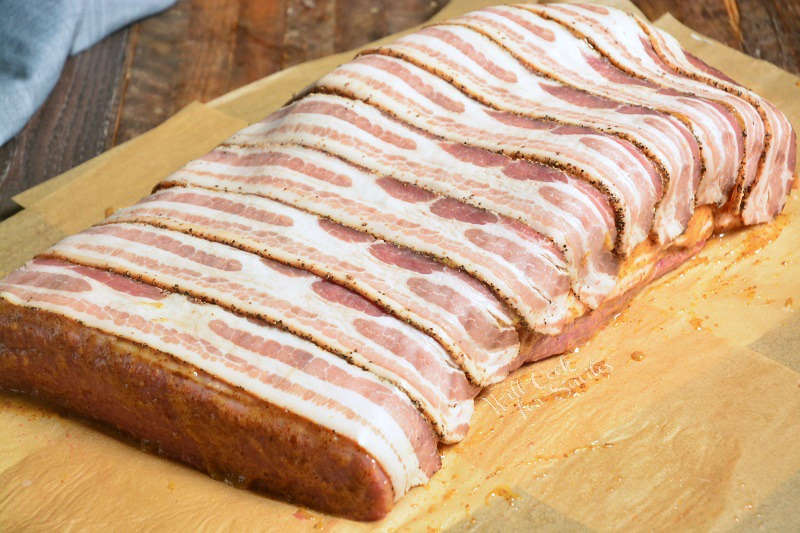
641,16 -> 796,222
46,223 -> 478,442
228,95 -> 619,310
162,145 -> 587,340
0,258 -> 440,497
108,187 -> 524,385
307,55 -> 662,256
451,6 -> 743,210
523,3 -> 769,214
369,23 -> 700,244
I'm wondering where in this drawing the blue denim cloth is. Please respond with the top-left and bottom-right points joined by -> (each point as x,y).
0,0 -> 175,146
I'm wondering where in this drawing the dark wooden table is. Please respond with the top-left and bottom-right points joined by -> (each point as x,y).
1,0 -> 798,221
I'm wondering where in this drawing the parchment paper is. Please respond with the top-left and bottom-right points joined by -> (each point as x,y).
1,1 -> 799,531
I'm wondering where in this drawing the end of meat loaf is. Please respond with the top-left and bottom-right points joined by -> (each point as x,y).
0,259 -> 440,521
0,300 -> 397,521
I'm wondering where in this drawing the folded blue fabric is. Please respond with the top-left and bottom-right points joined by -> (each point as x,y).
0,0 -> 175,146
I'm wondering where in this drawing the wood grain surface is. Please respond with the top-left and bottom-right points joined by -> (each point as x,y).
0,0 -> 797,220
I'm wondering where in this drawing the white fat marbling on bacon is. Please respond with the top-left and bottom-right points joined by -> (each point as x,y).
166,140 -> 590,334
0,258 -> 440,497
645,20 -> 795,222
526,3 -> 768,214
308,55 -> 661,257
453,6 -> 742,210
47,223 -> 477,442
108,187 -> 523,385
372,23 -> 700,244
231,94 -> 618,310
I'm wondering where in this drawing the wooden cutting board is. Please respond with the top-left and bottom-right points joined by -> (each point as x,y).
1,1 -> 800,530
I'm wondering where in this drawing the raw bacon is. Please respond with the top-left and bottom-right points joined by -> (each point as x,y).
370,24 -> 700,244
108,186 -> 521,385
452,5 -> 744,208
228,97 -> 618,310
47,223 -> 477,442
165,144 -> 586,334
